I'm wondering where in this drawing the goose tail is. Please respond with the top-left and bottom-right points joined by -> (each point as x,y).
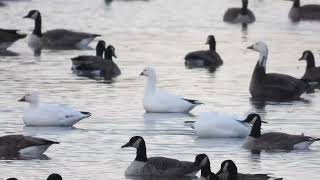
182,98 -> 203,105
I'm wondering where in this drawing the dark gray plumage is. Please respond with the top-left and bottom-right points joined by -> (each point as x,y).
185,35 -> 223,68
248,41 -> 309,101
100,45 -> 121,80
0,134 -> 59,158
289,0 -> 320,22
223,0 -> 255,24
121,136 -> 201,176
299,50 -> 320,84
242,114 -> 320,151
0,28 -> 26,50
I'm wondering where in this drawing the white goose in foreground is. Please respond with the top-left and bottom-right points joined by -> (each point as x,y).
23,10 -> 100,55
0,134 -> 59,158
19,93 -> 91,126
140,67 -> 202,113
242,114 -> 320,151
190,112 -> 267,138
122,136 -> 203,176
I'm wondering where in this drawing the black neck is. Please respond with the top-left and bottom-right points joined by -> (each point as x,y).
135,141 -> 147,162
201,161 -> 211,178
306,54 -> 316,69
252,61 -> 265,82
33,15 -> 42,37
209,42 -> 216,51
249,118 -> 261,138
241,0 -> 248,15
96,47 -> 104,57
293,0 -> 300,8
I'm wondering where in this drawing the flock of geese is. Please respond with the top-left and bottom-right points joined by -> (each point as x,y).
1,0 -> 320,179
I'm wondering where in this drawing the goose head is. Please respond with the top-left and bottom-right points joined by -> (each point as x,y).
216,160 -> 238,180
47,173 -> 62,180
18,92 -> 39,104
247,41 -> 268,68
23,10 -> 40,20
96,40 -> 106,57
299,50 -> 315,69
205,35 -> 216,51
193,154 -> 213,179
241,113 -> 267,125
122,136 -> 145,149
104,45 -> 117,60
140,67 -> 156,78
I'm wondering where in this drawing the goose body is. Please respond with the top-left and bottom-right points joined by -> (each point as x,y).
0,134 -> 59,158
242,114 -> 320,151
289,0 -> 320,22
223,0 -> 255,24
122,136 -> 202,176
19,93 -> 91,126
185,35 -> 223,68
248,41 -> 309,101
140,67 -> 201,113
0,28 -> 26,50
23,10 -> 100,54
193,113 -> 266,138
299,50 -> 320,84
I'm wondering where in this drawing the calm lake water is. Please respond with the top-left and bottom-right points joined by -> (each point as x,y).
1,0 -> 320,179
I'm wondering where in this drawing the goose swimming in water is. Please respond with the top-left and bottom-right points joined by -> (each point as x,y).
100,45 -> 121,80
288,0 -> 320,22
19,92 -> 91,126
299,50 -> 320,85
215,160 -> 283,180
0,28 -> 26,50
122,136 -> 202,176
0,134 -> 59,158
23,10 -> 100,55
140,67 -> 202,113
242,114 -> 320,151
248,41 -> 310,101
184,35 -> 223,69
223,0 -> 256,24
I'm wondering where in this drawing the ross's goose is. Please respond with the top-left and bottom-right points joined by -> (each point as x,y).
19,92 -> 91,126
140,67 -> 202,113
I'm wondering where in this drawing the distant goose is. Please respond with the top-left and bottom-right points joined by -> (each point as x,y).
299,50 -> 320,84
215,160 -> 283,180
248,41 -> 310,101
289,0 -> 320,22
19,92 -> 91,126
0,134 -> 59,158
191,112 -> 267,138
47,173 -> 62,180
0,28 -> 26,50
23,10 -> 100,54
223,0 -> 256,24
71,40 -> 106,71
184,35 -> 223,68
122,136 -> 202,176
140,67 -> 202,113
242,114 -> 320,151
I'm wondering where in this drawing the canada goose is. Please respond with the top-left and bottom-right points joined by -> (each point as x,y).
0,134 -> 59,158
0,28 -> 26,50
288,0 -> 320,22
71,40 -> 106,71
122,136 -> 202,176
47,174 -> 62,180
184,35 -> 223,68
100,45 -> 121,80
19,92 -> 91,126
23,10 -> 100,55
193,154 -> 218,180
140,67 -> 202,113
299,50 -> 320,84
216,160 -> 283,180
248,41 -> 310,101
223,0 -> 256,24
242,114 -> 320,151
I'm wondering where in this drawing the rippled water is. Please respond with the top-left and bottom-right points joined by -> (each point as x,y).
1,0 -> 320,179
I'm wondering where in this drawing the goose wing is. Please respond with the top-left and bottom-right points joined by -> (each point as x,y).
223,8 -> 241,21
301,5 -> 320,19
71,56 -> 103,70
263,73 -> 307,93
185,50 -> 222,65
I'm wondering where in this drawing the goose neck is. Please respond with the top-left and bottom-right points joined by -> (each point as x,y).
200,162 -> 211,178
306,55 -> 316,69
145,76 -> 156,96
293,0 -> 300,8
209,42 -> 216,51
135,141 -> 147,162
33,14 -> 42,37
241,0 -> 248,15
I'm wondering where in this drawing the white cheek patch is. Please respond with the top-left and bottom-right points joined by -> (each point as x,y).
199,157 -> 208,167
132,138 -> 142,148
223,162 -> 229,172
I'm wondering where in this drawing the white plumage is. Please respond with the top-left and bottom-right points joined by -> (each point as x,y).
19,92 -> 91,126
140,67 -> 202,113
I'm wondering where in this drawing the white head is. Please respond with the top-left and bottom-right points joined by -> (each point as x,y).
139,67 -> 156,79
19,92 -> 39,104
247,41 -> 269,68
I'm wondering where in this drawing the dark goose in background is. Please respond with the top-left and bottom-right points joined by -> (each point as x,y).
185,35 -> 223,69
299,50 -> 320,84
289,0 -> 320,22
0,28 -> 26,50
248,41 -> 310,101
223,0 -> 256,24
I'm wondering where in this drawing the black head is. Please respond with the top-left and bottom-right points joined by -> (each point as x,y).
96,40 -> 106,57
7,178 -> 18,180
242,113 -> 267,124
122,136 -> 144,149
217,160 -> 238,179
47,173 -> 62,180
193,153 -> 210,167
104,45 -> 117,59
299,50 -> 314,61
23,10 -> 40,19
206,35 -> 216,51
293,0 -> 300,8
